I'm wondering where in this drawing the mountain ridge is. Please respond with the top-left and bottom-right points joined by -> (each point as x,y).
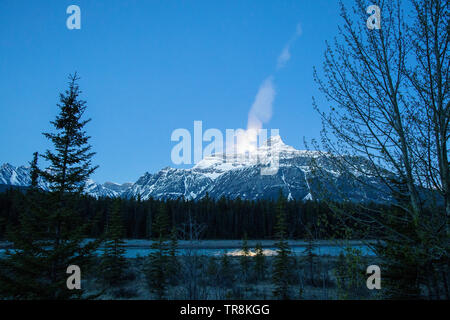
0,137 -> 389,202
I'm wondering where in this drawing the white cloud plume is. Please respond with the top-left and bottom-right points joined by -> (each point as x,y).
247,76 -> 275,130
277,46 -> 291,70
236,23 -> 302,154
276,23 -> 302,70
247,23 -> 302,130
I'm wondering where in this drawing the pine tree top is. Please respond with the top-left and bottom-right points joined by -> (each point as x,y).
41,73 -> 98,194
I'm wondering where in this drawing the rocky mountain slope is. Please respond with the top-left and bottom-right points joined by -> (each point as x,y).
0,136 -> 389,202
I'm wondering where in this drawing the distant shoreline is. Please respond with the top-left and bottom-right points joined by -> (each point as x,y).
0,239 -> 378,250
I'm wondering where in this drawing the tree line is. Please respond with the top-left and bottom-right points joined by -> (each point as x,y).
0,187 -> 391,240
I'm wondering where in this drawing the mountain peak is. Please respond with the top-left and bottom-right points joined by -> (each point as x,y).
1,162 -> 14,169
263,135 -> 285,147
260,135 -> 298,154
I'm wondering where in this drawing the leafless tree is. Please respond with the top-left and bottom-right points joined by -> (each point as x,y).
312,0 -> 448,299
178,211 -> 207,241
406,0 -> 449,222
177,211 -> 209,299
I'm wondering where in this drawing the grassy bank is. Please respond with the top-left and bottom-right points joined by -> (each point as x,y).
84,254 -> 381,300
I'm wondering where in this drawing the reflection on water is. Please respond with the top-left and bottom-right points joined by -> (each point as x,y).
122,245 -> 374,258
0,245 -> 375,258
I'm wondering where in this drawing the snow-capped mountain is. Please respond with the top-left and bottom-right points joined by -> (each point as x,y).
0,163 -> 132,198
123,136 -> 389,202
0,136 -> 390,202
84,180 -> 133,198
0,163 -> 51,191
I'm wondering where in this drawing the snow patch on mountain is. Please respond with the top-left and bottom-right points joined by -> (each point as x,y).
1,136 -> 388,202
0,163 -> 131,198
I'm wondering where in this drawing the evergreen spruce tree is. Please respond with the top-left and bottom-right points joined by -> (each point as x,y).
240,233 -> 250,281
0,74 -> 100,299
303,223 -> 317,286
29,152 -> 39,188
167,226 -> 180,285
334,247 -> 365,299
206,256 -> 220,284
146,207 -> 153,239
272,190 -> 292,299
146,202 -> 170,299
219,251 -> 234,288
0,152 -> 49,299
100,199 -> 127,285
254,242 -> 266,281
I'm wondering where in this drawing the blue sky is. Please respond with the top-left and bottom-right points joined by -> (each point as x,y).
0,0 -> 346,183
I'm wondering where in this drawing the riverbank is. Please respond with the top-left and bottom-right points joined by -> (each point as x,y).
84,254 -> 381,300
0,239 -> 378,249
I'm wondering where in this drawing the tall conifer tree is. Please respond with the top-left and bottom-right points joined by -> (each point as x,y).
240,233 -> 250,281
167,226 -> 180,285
147,202 -> 170,299
100,199 -> 127,285
272,190 -> 292,299
254,242 -> 266,281
0,74 -> 99,299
